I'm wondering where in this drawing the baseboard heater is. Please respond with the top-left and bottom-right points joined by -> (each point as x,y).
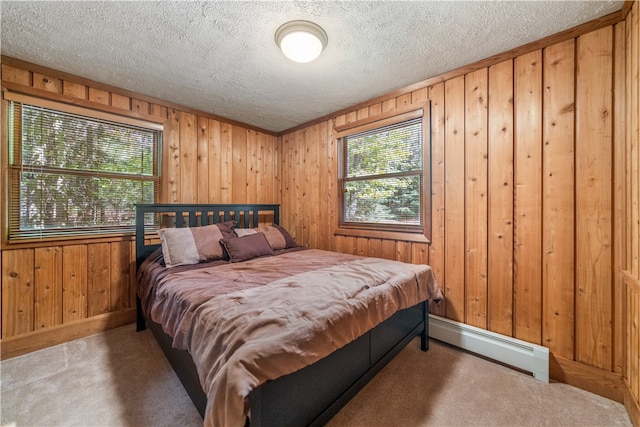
428,314 -> 549,383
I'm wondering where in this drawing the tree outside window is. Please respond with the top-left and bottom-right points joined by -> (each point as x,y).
7,100 -> 161,240
338,114 -> 428,235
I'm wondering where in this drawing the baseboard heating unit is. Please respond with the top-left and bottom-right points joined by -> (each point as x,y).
429,314 -> 549,383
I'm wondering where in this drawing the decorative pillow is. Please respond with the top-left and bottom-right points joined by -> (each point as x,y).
234,224 -> 298,250
271,223 -> 298,248
157,222 -> 235,268
234,228 -> 257,237
220,232 -> 274,263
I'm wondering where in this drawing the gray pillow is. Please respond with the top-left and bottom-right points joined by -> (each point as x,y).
157,222 -> 235,268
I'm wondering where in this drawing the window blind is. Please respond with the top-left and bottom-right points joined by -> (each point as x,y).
8,101 -> 161,240
339,116 -> 423,232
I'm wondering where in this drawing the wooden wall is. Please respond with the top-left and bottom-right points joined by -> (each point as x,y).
279,10 -> 638,418
0,57 -> 279,358
621,1 -> 640,421
280,91 -> 431,266
0,7 -> 638,424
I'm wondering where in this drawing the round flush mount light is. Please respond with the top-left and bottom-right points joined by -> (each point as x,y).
275,20 -> 328,63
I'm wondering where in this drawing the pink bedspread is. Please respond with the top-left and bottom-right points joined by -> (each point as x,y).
138,248 -> 441,426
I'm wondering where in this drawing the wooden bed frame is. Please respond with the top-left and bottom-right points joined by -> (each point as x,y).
135,203 -> 430,426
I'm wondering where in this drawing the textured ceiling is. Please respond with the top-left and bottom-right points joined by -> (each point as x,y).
1,1 -> 624,133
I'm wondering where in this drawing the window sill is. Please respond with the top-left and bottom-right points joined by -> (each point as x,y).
334,227 -> 430,244
1,232 -> 135,250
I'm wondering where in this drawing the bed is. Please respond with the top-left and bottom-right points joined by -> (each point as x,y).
135,203 -> 441,427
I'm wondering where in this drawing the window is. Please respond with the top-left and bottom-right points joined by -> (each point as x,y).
6,96 -> 162,240
337,108 -> 430,240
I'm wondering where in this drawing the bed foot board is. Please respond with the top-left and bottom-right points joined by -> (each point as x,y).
250,302 -> 428,427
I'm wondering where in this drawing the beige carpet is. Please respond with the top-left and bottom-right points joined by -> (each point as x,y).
0,325 -> 631,427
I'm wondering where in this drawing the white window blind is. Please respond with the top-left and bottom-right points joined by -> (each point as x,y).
7,100 -> 161,240
338,116 -> 424,232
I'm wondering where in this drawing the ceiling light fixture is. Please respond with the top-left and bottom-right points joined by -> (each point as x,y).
275,20 -> 328,63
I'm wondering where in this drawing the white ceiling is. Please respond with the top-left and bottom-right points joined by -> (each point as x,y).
1,1 -> 624,133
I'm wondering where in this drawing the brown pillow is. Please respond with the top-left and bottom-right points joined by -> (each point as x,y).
271,223 -> 298,248
157,222 -> 236,268
234,224 -> 299,250
220,232 -> 274,263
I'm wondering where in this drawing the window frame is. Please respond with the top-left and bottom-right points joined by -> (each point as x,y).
334,104 -> 431,243
3,92 -> 163,243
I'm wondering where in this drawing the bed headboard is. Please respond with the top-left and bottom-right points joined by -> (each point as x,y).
135,203 -> 280,268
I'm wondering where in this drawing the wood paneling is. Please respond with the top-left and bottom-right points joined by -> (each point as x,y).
87,243 -> 110,317
88,87 -> 109,105
614,20 -> 626,378
428,83 -> 446,317
542,39 -> 575,360
627,3 -> 639,280
62,245 -> 87,323
232,125 -> 248,203
622,1 -> 640,420
464,68 -> 489,329
279,10 -> 625,136
62,81 -> 87,99
1,309 -> 135,359
109,241 -> 130,312
111,93 -> 130,110
247,130 -> 258,203
549,354 -> 626,403
318,120 -> 333,252
575,26 -> 613,370
308,125 -> 321,250
220,123 -> 234,203
487,59 -> 514,336
33,73 -> 62,93
2,64 -> 30,86
163,109 -> 180,204
180,112 -> 198,204
207,119 -> 222,203
629,284 -> 640,413
2,249 -> 34,337
1,57 -> 279,356
197,116 -> 210,204
34,246 -> 62,329
443,76 -> 466,323
1,12 -> 638,425
277,19 -> 634,406
514,50 -> 543,345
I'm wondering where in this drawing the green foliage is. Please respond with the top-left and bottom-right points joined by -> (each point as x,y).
343,120 -> 422,225
16,104 -> 158,231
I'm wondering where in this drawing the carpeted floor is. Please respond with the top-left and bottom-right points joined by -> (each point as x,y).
0,325 -> 631,427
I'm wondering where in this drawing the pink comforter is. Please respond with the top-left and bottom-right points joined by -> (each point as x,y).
138,248 -> 441,426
